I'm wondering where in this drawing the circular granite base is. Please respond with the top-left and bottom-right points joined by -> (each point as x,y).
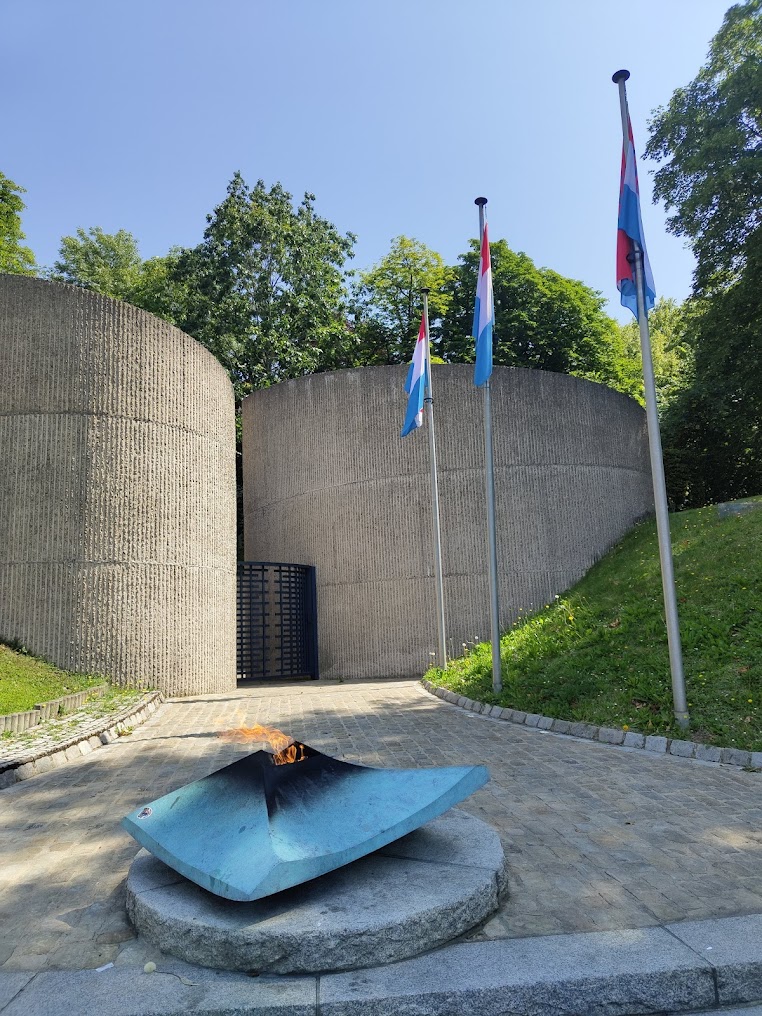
125,808 -> 507,975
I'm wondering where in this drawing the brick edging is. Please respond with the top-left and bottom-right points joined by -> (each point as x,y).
0,684 -> 109,733
0,691 -> 164,790
421,679 -> 762,770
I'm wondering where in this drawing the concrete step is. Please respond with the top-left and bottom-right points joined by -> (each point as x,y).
2,913 -> 761,1016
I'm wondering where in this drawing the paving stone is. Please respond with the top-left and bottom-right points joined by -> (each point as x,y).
568,722 -> 598,739
623,731 -> 645,748
551,718 -> 571,734
695,744 -> 723,763
722,747 -> 752,767
670,739 -> 696,758
13,764 -> 34,781
751,752 -> 762,770
598,727 -> 625,745
536,716 -> 554,731
645,735 -> 669,753
510,710 -> 527,723
524,714 -> 541,727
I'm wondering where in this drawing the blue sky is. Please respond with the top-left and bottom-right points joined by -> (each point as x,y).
4,0 -> 730,323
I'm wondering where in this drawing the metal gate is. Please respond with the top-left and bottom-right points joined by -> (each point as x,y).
236,562 -> 319,681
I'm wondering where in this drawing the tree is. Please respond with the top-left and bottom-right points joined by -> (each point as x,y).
0,171 -> 35,275
350,237 -> 453,364
170,173 -> 356,400
50,227 -> 142,300
662,230 -> 762,508
619,298 -> 694,410
645,1 -> 762,506
646,0 -> 762,291
438,238 -> 638,395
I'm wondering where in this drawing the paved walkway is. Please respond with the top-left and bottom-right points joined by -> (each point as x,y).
1,678 -> 761,974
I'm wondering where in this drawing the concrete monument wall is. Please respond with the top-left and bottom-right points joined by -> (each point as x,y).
0,275 -> 237,696
243,365 -> 653,680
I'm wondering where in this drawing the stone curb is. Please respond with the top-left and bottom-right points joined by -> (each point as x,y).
0,692 -> 164,791
2,915 -> 762,1015
421,680 -> 762,771
0,684 -> 108,733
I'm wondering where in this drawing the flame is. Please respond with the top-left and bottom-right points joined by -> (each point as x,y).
217,723 -> 307,765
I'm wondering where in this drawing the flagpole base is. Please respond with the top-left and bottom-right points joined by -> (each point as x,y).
673,710 -> 690,730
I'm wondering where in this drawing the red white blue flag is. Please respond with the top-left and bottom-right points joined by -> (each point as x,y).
401,314 -> 428,437
617,118 -> 655,317
473,222 -> 493,386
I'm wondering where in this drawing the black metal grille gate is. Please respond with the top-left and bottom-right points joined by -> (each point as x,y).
237,562 -> 318,680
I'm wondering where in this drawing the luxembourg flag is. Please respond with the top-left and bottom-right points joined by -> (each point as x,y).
400,314 -> 428,437
473,222 -> 493,386
617,118 -> 656,317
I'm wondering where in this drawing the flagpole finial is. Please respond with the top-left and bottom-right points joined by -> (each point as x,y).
474,197 -> 488,207
420,287 -> 430,295
612,69 -> 630,84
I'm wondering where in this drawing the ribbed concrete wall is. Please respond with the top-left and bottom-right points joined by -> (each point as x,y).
243,365 -> 653,680
0,275 -> 237,696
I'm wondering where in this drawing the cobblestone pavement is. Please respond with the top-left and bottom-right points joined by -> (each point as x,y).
1,678 -> 761,972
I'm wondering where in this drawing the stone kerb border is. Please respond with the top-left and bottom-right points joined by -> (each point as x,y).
0,691 -> 163,790
0,684 -> 108,733
422,679 -> 762,770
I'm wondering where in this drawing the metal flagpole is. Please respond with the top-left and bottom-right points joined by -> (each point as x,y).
613,70 -> 689,729
475,197 -> 502,695
421,288 -> 448,669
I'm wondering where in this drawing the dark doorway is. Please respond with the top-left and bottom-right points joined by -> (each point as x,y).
236,562 -> 319,680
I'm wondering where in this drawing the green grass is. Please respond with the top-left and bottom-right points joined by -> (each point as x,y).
427,500 -> 762,751
0,642 -> 104,714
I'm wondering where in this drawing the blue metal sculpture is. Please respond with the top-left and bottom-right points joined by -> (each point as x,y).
122,735 -> 489,901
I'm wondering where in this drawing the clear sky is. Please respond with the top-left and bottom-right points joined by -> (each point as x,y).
4,0 -> 730,323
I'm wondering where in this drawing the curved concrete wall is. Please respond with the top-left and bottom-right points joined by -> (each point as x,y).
0,275 -> 237,696
243,365 -> 653,680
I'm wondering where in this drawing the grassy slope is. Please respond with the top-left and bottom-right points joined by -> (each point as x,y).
428,502 -> 762,751
0,644 -> 103,714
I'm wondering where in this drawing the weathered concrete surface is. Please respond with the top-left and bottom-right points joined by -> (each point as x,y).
242,366 -> 653,679
319,928 -> 717,1016
0,964 -> 316,1016
0,275 -> 237,696
125,810 -> 505,973
667,914 -> 762,1006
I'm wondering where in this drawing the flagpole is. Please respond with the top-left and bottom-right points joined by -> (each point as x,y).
475,197 -> 502,695
613,70 -> 689,730
421,288 -> 448,669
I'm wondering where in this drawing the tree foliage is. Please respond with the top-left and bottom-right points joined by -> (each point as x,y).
646,1 -> 762,507
170,173 -> 356,400
50,227 -> 143,300
662,231 -> 762,508
646,0 -> 762,291
437,238 -> 637,396
619,298 -> 694,410
350,236 -> 452,364
0,171 -> 35,276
